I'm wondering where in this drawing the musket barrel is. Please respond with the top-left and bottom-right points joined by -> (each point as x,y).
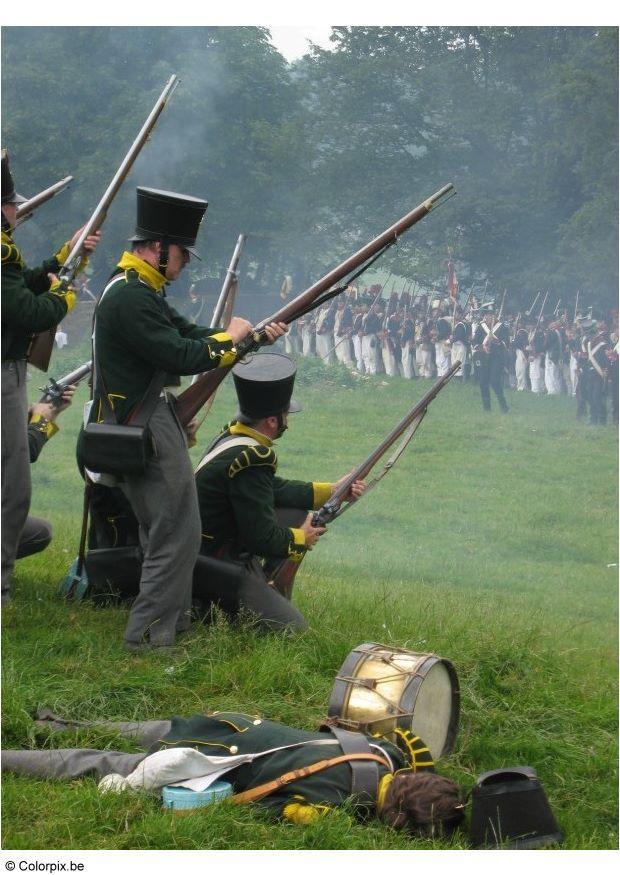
256,184 -> 455,328
59,74 -> 179,284
16,176 -> 73,224
321,361 -> 461,519
211,233 -> 246,328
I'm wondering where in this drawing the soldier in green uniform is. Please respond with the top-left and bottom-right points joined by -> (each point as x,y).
194,352 -> 364,632
16,382 -> 78,561
1,149 -> 100,605
81,187 -> 285,650
3,709 -> 464,836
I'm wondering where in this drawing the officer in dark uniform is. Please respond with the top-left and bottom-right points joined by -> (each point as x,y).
81,186 -> 285,650
194,353 -> 364,633
472,304 -> 509,413
1,149 -> 100,604
4,708 -> 464,837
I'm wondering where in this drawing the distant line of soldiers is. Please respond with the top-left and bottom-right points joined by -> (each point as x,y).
284,286 -> 618,425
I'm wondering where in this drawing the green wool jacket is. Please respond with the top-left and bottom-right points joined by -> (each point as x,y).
157,711 -> 434,823
91,252 -> 236,424
1,230 -> 70,360
195,422 -> 333,562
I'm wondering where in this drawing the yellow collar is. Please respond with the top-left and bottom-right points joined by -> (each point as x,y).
376,773 -> 394,813
1,229 -> 13,245
229,421 -> 272,447
117,250 -> 167,293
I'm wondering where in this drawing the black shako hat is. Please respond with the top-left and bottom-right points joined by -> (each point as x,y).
232,353 -> 302,420
129,186 -> 208,259
1,149 -> 27,206
470,766 -> 563,849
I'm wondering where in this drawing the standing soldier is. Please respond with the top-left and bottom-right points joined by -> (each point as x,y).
351,298 -> 367,373
584,320 -> 610,426
333,295 -> 354,367
527,322 -> 546,394
361,297 -> 383,375
472,304 -> 509,413
450,308 -> 469,381
315,301 -> 336,363
81,186 -> 284,650
544,319 -> 564,395
512,324 -> 530,392
1,149 -> 100,605
434,309 -> 452,377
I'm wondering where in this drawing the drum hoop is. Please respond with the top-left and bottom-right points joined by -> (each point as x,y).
328,643 -> 377,719
399,656 -> 460,758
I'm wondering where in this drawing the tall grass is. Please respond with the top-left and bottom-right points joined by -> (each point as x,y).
2,353 -> 617,849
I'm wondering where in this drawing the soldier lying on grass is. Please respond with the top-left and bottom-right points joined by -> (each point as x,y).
3,708 -> 464,837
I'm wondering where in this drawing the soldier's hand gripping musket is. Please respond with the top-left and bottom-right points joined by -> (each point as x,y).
15,176 -> 73,227
270,362 -> 461,598
175,184 -> 456,427
28,74 -> 180,372
38,360 -> 92,407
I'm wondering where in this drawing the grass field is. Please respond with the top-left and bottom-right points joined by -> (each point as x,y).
1,346 -> 618,850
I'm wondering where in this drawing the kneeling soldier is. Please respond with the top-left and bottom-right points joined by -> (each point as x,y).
195,353 -> 364,632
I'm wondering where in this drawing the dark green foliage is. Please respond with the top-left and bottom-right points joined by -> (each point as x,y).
1,26 -> 617,308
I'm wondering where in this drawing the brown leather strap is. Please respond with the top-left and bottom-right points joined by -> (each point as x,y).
230,752 -> 391,805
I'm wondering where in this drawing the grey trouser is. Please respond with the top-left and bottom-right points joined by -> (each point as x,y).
2,360 -> 31,603
16,515 -> 53,560
1,715 -> 172,780
121,400 -> 201,647
236,557 -> 308,633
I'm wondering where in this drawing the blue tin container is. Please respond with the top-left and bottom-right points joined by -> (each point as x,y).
162,781 -> 233,810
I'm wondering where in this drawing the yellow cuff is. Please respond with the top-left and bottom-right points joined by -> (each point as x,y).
312,482 -> 332,510
211,331 -> 233,344
283,801 -> 329,825
55,240 -> 89,275
287,528 -> 307,564
29,413 -> 58,440
54,240 -> 72,265
49,279 -> 76,313
218,348 -> 237,368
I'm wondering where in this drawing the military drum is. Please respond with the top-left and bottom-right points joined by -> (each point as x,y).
328,642 -> 459,760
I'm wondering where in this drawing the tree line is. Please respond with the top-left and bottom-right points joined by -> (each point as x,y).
2,26 -> 617,311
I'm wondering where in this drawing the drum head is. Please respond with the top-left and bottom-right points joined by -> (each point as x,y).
408,659 -> 455,760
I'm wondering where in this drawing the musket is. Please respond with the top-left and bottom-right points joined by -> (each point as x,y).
175,183 -> 456,427
526,291 -> 540,317
28,74 -> 180,373
188,235 -> 246,433
15,176 -> 73,226
270,362 -> 461,598
498,289 -> 507,322
553,297 -> 562,317
574,290 -> 580,323
38,360 -> 92,407
529,290 -> 549,342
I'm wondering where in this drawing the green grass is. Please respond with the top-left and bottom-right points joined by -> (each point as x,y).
2,350 -> 618,850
